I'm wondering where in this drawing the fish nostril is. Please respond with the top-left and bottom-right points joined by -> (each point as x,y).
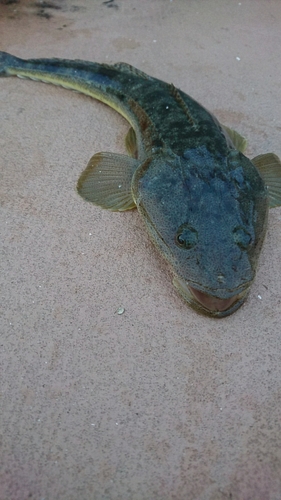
217,274 -> 225,284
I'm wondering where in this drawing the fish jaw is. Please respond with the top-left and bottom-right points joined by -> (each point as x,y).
188,286 -> 245,315
173,276 -> 250,317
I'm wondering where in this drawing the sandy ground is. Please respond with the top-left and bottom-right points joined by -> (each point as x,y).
1,0 -> 281,499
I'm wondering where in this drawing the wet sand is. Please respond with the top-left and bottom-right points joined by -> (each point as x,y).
1,1 -> 281,498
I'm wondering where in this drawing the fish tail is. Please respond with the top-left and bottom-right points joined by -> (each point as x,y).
0,52 -> 124,111
0,51 -> 22,76
0,52 -> 157,150
0,52 -> 142,129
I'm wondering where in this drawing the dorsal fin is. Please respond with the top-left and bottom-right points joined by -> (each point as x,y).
127,97 -> 164,153
169,83 -> 198,130
113,62 -> 152,80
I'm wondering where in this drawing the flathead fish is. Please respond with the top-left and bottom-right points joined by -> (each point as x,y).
1,51 -> 281,317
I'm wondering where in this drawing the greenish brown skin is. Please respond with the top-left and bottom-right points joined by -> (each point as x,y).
0,52 -> 269,317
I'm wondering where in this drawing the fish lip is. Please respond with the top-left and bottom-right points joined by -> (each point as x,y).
173,276 -> 250,317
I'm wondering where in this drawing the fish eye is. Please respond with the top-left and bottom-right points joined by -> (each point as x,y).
176,223 -> 198,249
233,226 -> 252,250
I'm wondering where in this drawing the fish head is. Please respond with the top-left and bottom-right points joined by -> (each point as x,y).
132,148 -> 268,317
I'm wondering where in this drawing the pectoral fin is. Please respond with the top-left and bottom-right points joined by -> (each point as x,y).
222,125 -> 248,153
251,153 -> 281,208
77,152 -> 139,211
125,127 -> 138,158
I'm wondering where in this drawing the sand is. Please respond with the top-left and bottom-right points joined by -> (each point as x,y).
1,0 -> 281,498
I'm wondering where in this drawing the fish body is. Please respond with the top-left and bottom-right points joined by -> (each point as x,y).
1,51 -> 281,317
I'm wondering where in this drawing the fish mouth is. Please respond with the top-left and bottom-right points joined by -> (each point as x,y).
173,276 -> 249,317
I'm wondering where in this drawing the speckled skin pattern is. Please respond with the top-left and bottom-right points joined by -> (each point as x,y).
0,52 -> 268,316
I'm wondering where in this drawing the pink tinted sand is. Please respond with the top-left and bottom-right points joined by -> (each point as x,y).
1,1 -> 281,498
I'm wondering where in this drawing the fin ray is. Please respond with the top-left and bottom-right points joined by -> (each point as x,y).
222,125 -> 247,153
169,84 -> 198,130
77,152 -> 139,211
125,127 -> 138,157
251,153 -> 281,208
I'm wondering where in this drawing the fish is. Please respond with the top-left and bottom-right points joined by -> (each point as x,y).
1,51 -> 281,317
